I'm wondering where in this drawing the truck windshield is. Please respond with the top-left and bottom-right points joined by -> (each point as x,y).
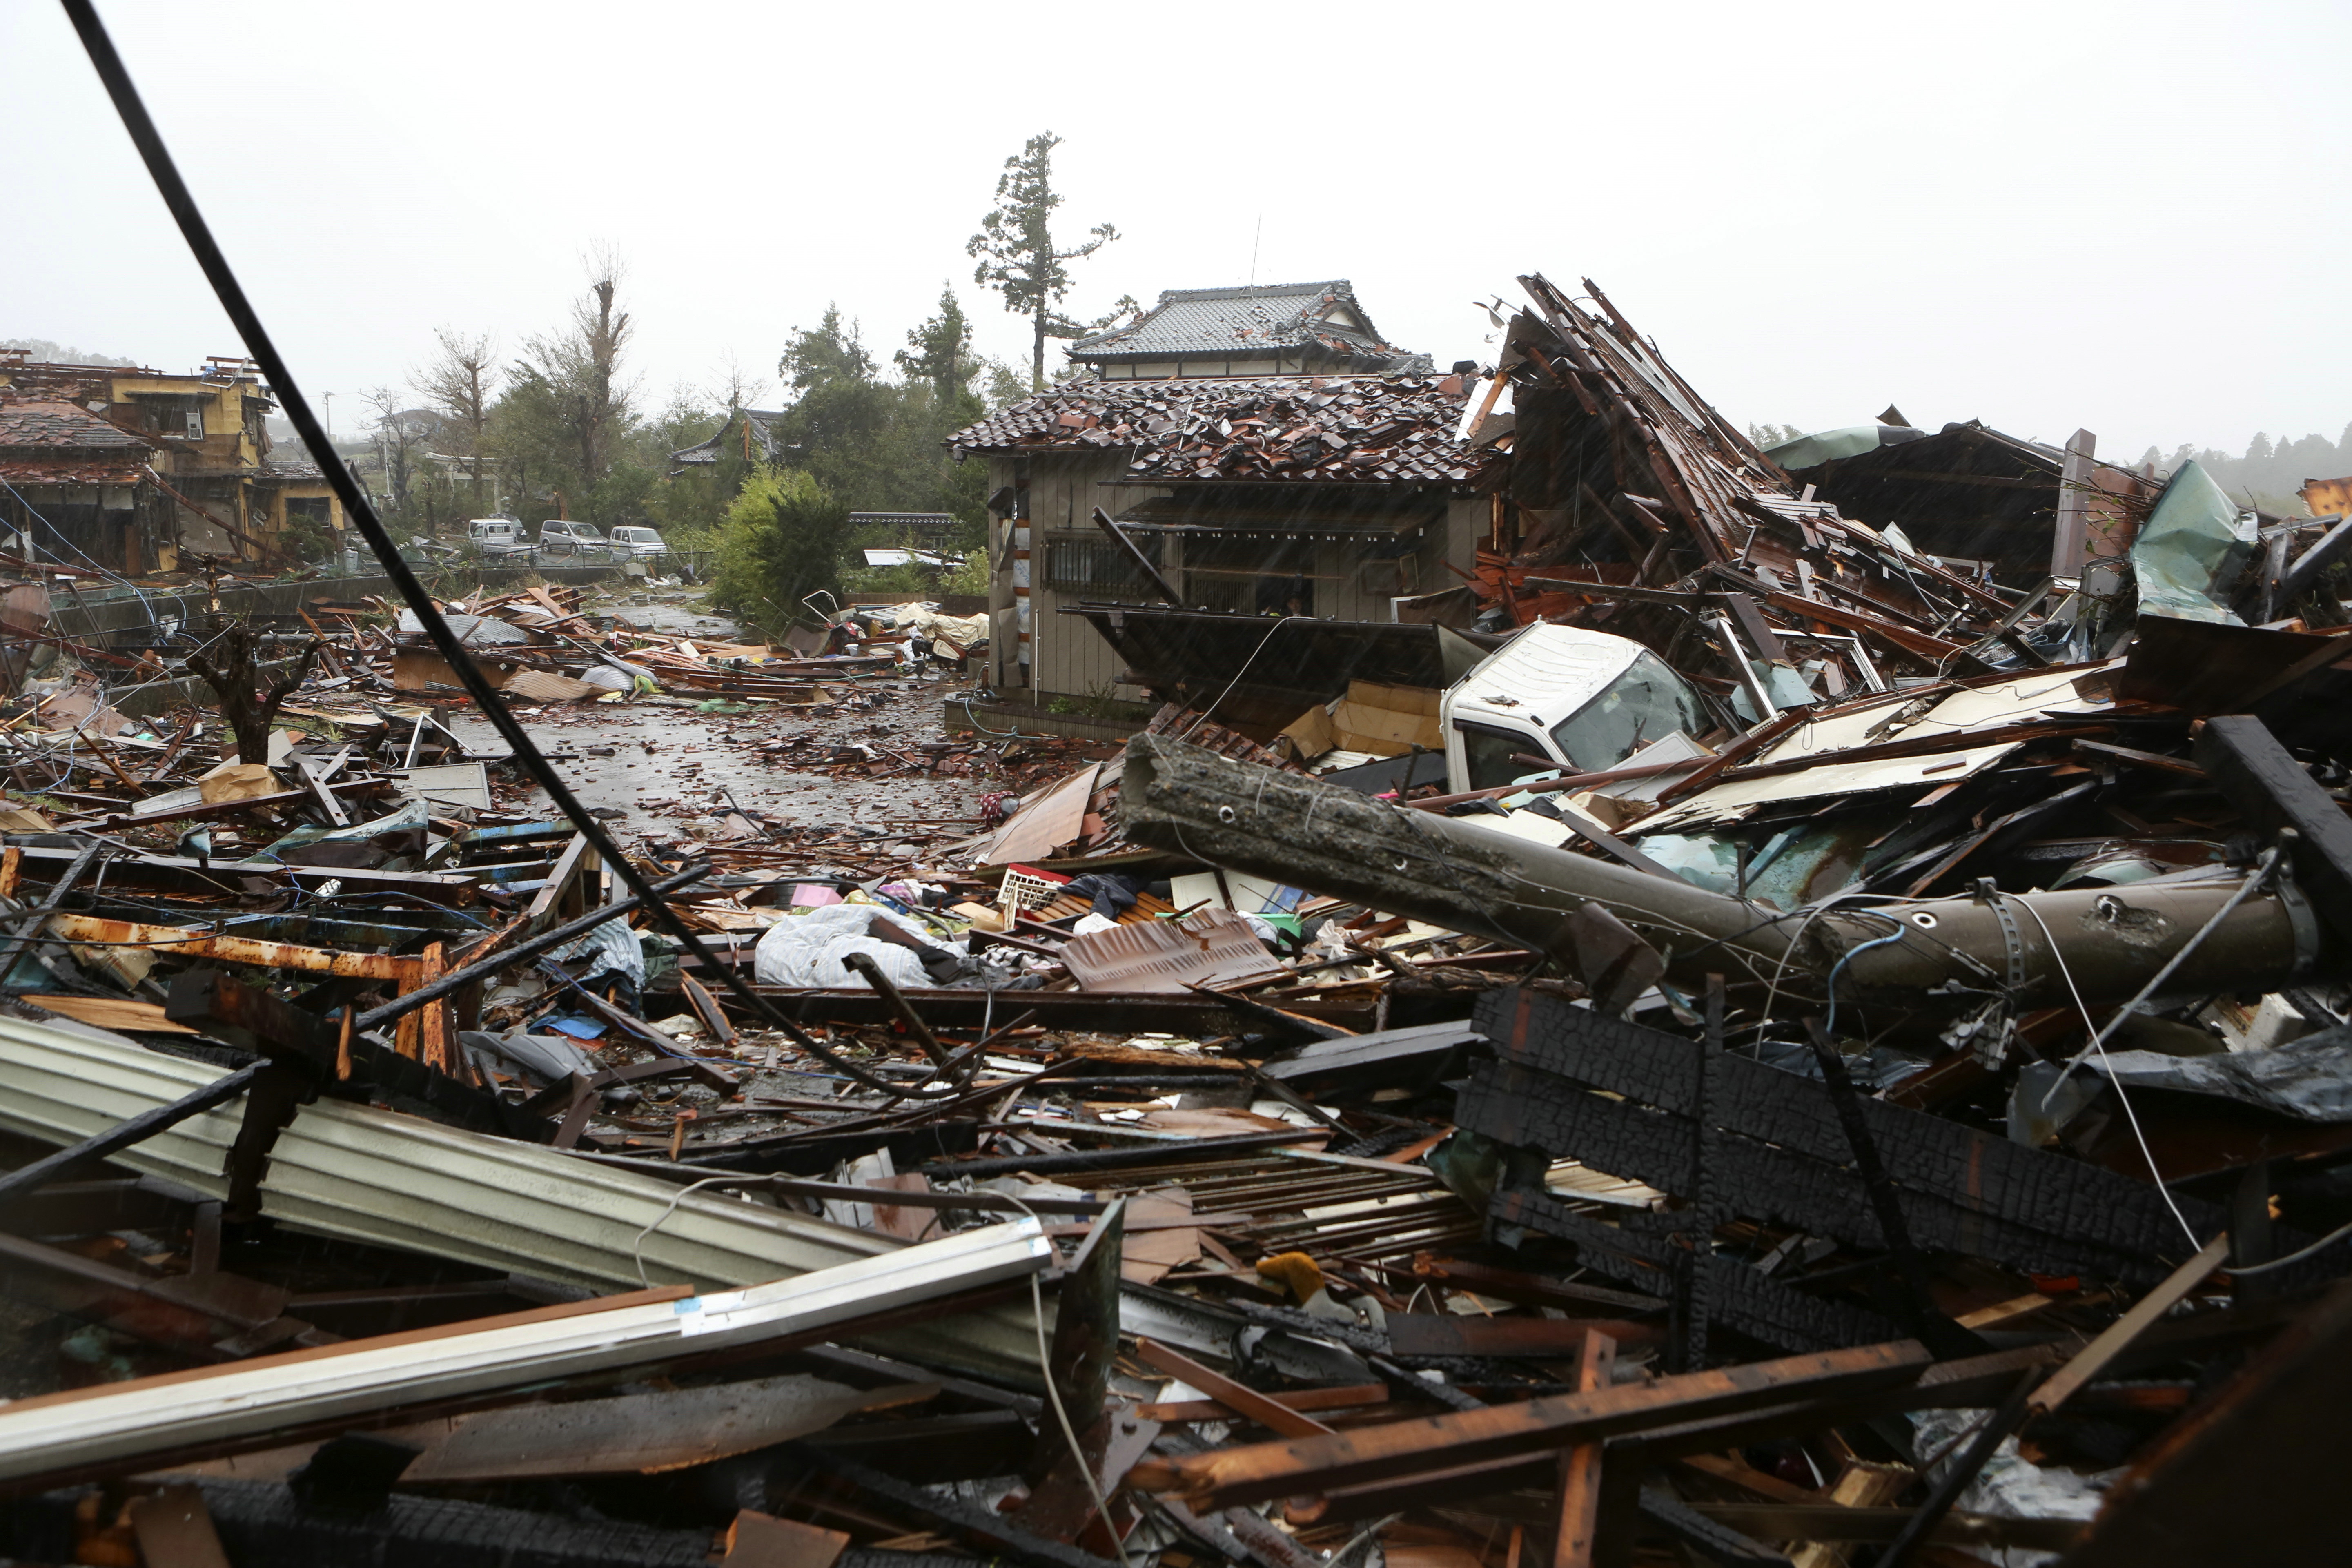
1547,652 -> 1706,771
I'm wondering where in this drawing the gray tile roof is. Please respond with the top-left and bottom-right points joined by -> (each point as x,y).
669,408 -> 789,470
945,373 -> 1474,485
0,398 -> 156,453
1071,281 -> 1425,371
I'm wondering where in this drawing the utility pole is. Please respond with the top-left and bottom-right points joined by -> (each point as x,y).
321,391 -> 333,443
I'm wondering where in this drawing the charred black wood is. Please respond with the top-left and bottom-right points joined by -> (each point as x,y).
2197,713 -> 2352,946
1463,1060 -> 2165,1285
1492,1188 -> 1895,1354
1472,989 -> 2218,1269
1800,1017 -> 1986,1359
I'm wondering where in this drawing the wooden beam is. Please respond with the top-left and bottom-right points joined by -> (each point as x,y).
1553,1330 -> 1615,1568
1758,590 -> 1964,661
1092,507 -> 1186,608
1126,1340 -> 1932,1507
2029,1236 -> 2230,1417
1136,1339 -> 1335,1440
1138,1385 -> 1387,1425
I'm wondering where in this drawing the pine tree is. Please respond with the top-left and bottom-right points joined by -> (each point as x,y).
780,306 -> 874,393
968,132 -> 1120,391
896,285 -> 976,402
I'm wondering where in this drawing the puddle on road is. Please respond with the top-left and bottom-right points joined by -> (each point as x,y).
443,677 -> 984,835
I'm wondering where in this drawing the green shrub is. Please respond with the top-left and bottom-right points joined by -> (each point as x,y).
707,467 -> 849,639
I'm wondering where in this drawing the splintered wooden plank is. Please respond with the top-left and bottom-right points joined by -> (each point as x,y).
1492,1189 -> 1894,1353
1461,1063 -> 2155,1283
1473,988 -> 2217,1264
1126,1340 -> 1932,1508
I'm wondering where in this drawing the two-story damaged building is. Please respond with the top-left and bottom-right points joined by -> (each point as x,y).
0,352 -> 344,572
944,281 -> 1480,713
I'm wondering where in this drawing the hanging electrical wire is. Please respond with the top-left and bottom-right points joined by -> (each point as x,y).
56,0 -> 952,1102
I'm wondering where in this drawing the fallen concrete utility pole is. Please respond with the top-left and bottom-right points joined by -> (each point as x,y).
0,1217 -> 1050,1488
1120,735 -> 2322,1015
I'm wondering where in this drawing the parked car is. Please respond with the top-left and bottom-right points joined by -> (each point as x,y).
537,519 -> 609,558
607,525 -> 667,559
466,517 -> 529,555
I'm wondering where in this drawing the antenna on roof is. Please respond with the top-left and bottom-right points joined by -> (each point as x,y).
1248,214 -> 1262,288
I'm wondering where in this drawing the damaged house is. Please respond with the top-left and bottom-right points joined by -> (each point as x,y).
1764,416 -> 2164,589
667,405 -> 792,476
945,281 -> 1483,722
0,351 -> 344,568
0,397 -> 172,574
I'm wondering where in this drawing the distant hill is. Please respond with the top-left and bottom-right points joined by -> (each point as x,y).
2132,427 -> 2352,515
1,337 -> 140,368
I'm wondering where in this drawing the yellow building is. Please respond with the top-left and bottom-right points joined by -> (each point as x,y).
0,350 -> 343,572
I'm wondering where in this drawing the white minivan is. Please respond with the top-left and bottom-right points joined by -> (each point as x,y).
1441,624 -> 1711,794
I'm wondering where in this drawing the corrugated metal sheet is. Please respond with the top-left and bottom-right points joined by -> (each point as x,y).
0,1015 -> 1045,1383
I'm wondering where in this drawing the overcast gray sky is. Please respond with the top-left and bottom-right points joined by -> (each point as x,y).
5,1 -> 2347,463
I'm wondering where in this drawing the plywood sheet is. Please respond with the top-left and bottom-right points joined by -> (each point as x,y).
22,996 -> 196,1035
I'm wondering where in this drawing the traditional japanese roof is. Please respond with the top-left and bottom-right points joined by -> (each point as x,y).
0,398 -> 155,454
1069,281 -> 1428,372
946,372 -> 1473,486
669,409 -> 788,472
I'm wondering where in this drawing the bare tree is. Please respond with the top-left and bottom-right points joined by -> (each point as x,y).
360,386 -> 432,512
704,351 -> 770,414
521,246 -> 636,486
187,619 -> 320,764
416,328 -> 499,508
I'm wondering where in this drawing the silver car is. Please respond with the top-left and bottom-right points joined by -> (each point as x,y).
538,519 -> 609,558
607,525 -> 667,560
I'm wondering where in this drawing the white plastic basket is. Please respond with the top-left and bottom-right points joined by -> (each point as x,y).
998,866 -> 1067,913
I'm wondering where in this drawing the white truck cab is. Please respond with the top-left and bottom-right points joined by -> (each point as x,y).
1441,624 -> 1708,793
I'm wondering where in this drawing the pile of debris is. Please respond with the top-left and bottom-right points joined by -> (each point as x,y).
8,292 -> 2352,1568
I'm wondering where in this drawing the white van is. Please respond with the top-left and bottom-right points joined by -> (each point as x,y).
1441,625 -> 1709,794
466,517 -> 527,554
607,525 -> 667,559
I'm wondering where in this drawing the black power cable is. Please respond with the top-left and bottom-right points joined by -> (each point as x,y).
58,0 -> 945,1102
